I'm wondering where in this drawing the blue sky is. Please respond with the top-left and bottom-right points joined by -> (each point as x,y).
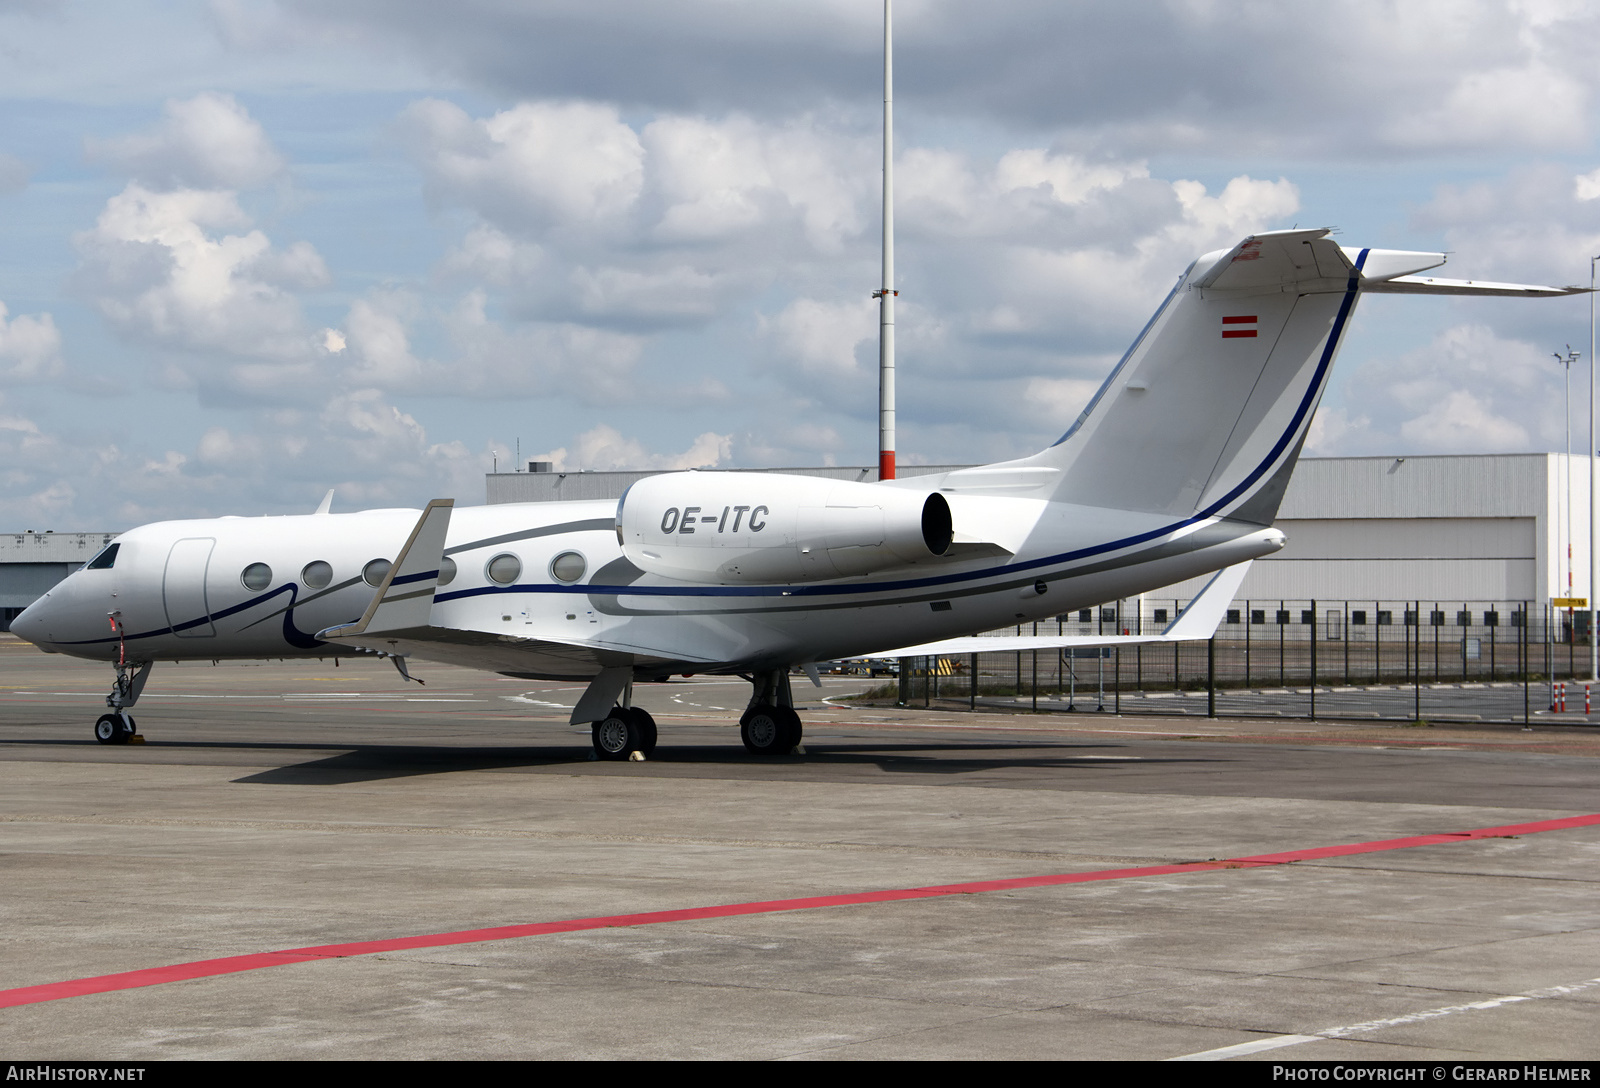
3,0 -> 1600,529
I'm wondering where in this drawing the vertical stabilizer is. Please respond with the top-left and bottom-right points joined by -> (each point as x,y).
1032,229 -> 1366,523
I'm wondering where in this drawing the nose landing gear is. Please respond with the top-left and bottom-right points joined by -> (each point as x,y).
94,712 -> 136,745
96,660 -> 152,745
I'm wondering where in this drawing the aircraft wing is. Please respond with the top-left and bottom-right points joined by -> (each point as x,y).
319,623 -> 696,681
878,561 -> 1251,658
318,499 -> 721,680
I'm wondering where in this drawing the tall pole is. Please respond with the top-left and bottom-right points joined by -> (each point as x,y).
1591,258 -> 1598,681
874,0 -> 896,481
1557,345 -> 1581,644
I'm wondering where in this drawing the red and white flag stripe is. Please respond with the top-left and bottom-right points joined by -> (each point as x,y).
1222,315 -> 1257,338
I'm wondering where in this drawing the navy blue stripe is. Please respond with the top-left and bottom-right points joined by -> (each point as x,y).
1053,267 -> 1189,447
391,570 -> 438,586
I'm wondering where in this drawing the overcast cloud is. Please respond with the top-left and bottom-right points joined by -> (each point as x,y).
0,1 -> 1598,527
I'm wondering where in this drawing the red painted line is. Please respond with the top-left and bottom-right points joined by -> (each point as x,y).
1222,315 -> 1258,324
3,813 -> 1597,1011
1222,329 -> 1258,338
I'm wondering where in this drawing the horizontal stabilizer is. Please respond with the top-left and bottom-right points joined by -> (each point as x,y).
879,561 -> 1252,658
1158,560 -> 1252,640
1363,276 -> 1588,297
319,499 -> 453,639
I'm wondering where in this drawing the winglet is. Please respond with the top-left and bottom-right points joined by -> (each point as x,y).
320,499 -> 454,639
1160,561 -> 1252,641
315,489 -> 335,515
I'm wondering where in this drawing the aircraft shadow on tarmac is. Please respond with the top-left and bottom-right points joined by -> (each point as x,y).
223,741 -> 1224,785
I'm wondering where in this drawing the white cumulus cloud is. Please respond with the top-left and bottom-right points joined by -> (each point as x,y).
90,91 -> 286,190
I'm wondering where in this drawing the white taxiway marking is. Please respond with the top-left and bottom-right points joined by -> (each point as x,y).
1167,976 -> 1600,1060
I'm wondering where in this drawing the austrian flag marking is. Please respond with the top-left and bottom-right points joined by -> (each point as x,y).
1222,314 -> 1258,339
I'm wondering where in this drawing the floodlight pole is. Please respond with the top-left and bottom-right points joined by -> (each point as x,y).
1591,257 -> 1597,680
1556,344 -> 1581,649
874,0 -> 896,481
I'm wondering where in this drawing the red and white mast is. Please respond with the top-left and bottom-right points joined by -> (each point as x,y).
874,0 -> 896,480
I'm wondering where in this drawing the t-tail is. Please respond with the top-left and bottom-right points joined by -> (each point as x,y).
978,228 -> 1582,525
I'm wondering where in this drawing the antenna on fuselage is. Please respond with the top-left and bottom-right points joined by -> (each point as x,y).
872,0 -> 896,481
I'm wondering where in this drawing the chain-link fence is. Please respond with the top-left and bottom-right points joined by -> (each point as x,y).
889,599 -> 1598,725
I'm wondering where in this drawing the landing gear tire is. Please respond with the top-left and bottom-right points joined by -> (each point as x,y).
94,713 -> 133,745
624,706 -> 657,757
740,704 -> 801,756
592,706 -> 655,760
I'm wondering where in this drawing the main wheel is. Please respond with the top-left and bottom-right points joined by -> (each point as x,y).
740,704 -> 801,756
623,706 -> 657,757
94,713 -> 132,745
592,708 -> 642,761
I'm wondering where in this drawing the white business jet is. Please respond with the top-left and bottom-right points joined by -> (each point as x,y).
11,229 -> 1580,757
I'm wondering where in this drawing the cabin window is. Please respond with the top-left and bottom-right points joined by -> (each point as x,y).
301,560 -> 332,589
549,551 -> 586,583
84,543 -> 120,570
487,553 -> 521,585
362,559 -> 392,587
241,563 -> 272,591
438,557 -> 457,586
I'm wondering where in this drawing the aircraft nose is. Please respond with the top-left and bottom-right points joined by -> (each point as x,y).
10,596 -> 53,649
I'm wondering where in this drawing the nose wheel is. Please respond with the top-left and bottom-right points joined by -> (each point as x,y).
94,712 -> 136,745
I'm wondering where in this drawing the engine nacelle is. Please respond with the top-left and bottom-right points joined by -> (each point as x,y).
616,472 -> 953,584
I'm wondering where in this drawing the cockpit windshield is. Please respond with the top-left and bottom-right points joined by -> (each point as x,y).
83,543 -> 120,570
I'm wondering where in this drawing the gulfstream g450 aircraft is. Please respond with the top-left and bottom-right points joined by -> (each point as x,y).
12,229 -> 1581,758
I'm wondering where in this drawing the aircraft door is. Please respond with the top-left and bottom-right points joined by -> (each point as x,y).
164,537 -> 217,637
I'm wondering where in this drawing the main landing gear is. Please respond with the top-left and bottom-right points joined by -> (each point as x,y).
591,705 -> 657,761
739,668 -> 803,757
96,660 -> 152,745
578,667 -> 807,760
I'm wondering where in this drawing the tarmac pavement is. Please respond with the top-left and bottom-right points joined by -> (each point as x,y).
1,635 -> 1597,1060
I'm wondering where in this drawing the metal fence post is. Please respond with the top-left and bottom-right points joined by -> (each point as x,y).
1207,636 -> 1216,718
1309,597 -> 1317,720
1414,600 -> 1422,722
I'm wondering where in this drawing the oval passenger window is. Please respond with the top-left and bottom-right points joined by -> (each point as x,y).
301,560 -> 332,589
241,563 -> 272,591
550,551 -> 586,583
486,553 -> 521,585
362,559 -> 392,587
